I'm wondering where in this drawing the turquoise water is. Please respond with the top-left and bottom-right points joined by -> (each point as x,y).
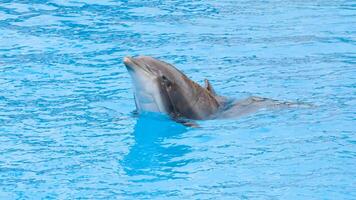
0,0 -> 355,199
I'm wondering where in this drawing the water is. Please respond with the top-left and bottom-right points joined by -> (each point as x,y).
0,0 -> 355,199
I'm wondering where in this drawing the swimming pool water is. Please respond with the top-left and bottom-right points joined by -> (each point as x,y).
0,0 -> 355,199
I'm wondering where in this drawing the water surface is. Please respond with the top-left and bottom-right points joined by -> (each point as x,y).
0,0 -> 355,199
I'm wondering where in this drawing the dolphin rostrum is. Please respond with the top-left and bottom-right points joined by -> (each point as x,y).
123,56 -> 306,120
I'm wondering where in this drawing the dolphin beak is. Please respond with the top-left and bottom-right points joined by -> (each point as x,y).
123,56 -> 134,68
123,56 -> 140,73
123,56 -> 151,74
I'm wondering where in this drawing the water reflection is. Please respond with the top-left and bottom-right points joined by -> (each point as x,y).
121,113 -> 191,180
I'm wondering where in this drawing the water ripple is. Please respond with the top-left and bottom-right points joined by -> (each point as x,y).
0,0 -> 355,199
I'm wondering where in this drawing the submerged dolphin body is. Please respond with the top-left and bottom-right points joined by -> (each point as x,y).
123,56 -> 302,120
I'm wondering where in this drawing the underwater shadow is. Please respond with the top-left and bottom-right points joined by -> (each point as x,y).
121,113 -> 191,180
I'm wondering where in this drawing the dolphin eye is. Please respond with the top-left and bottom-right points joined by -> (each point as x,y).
161,75 -> 172,87
161,75 -> 168,82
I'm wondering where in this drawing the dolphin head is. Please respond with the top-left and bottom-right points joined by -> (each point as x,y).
123,55 -> 180,114
123,56 -> 220,119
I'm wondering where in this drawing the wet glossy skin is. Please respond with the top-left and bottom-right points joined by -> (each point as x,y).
123,56 -> 220,120
123,56 -> 304,121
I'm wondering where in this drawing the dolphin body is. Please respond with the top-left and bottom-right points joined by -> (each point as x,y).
123,56 -> 302,121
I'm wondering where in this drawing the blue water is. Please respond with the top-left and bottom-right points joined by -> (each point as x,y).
0,0 -> 355,199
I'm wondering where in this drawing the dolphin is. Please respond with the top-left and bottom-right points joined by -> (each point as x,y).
123,56 -> 306,121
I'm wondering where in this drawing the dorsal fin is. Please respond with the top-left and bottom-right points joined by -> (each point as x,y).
204,79 -> 216,96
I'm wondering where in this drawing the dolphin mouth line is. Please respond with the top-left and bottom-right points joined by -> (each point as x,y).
123,56 -> 152,75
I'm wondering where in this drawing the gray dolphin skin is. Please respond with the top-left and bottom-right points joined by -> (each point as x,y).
123,56 -> 303,120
